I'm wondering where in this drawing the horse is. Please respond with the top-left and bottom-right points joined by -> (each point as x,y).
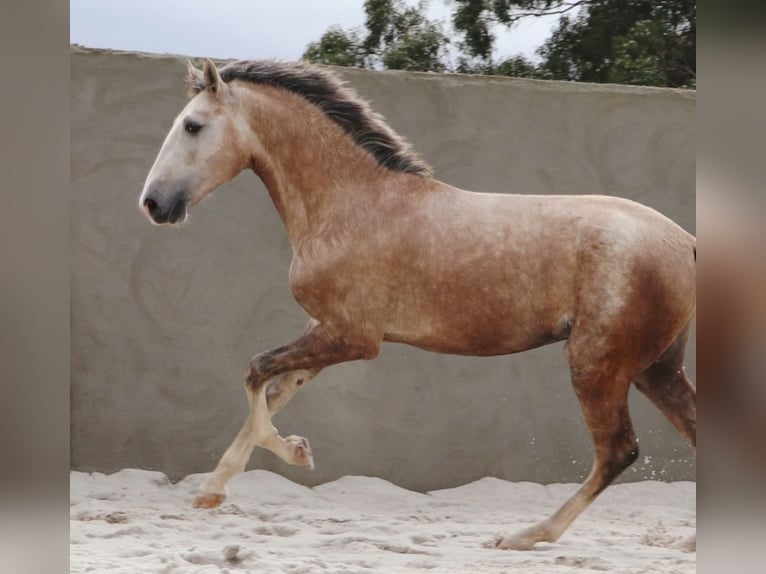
139,58 -> 696,551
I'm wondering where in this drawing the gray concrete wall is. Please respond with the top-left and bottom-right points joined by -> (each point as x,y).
71,46 -> 695,490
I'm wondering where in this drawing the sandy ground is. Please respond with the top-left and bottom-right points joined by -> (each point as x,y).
70,469 -> 695,573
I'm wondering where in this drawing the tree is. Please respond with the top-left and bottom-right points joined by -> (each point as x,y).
303,0 -> 450,72
303,26 -> 365,68
452,0 -> 696,87
303,0 -> 696,88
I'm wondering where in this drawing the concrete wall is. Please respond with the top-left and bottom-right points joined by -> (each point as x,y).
71,47 -> 696,490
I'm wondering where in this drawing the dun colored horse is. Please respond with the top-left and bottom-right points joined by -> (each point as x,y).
139,58 -> 696,550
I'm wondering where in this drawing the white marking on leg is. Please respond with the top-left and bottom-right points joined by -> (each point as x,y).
196,371 -> 314,506
495,466 -> 599,550
250,380 -> 314,468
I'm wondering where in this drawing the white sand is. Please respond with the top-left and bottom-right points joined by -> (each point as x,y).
70,469 -> 695,573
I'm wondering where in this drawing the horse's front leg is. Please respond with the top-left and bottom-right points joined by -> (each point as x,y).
193,369 -> 318,509
194,321 -> 379,508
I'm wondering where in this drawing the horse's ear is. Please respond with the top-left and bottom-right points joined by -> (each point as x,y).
186,60 -> 204,97
202,58 -> 225,98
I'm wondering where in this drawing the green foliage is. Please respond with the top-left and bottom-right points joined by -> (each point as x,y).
302,0 -> 696,88
534,1 -> 695,87
452,0 -> 495,59
302,0 -> 449,72
609,20 -> 668,86
454,53 -> 540,79
303,26 -> 365,68
493,54 -> 541,78
381,25 -> 449,72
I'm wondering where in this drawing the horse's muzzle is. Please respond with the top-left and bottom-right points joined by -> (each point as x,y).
141,187 -> 188,225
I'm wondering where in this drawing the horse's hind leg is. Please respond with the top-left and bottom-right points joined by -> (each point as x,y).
633,323 -> 696,551
193,368 -> 318,509
496,356 -> 638,550
633,323 -> 696,452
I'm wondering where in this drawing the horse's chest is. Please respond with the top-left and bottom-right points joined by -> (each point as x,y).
288,251 -> 387,321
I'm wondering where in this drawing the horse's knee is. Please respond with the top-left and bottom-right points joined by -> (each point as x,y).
245,354 -> 272,391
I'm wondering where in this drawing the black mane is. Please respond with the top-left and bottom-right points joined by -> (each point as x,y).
190,60 -> 432,178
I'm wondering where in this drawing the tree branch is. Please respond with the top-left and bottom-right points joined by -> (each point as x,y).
498,1 -> 588,25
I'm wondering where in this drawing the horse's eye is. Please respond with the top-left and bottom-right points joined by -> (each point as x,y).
184,120 -> 202,135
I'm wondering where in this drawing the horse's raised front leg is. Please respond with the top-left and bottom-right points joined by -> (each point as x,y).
193,369 -> 318,508
194,321 -> 379,508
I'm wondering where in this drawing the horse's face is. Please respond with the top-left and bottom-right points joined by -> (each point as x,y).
139,59 -> 248,225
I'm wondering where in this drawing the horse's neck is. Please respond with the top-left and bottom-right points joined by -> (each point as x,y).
242,86 -> 384,244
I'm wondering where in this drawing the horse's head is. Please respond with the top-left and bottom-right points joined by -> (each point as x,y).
139,59 -> 250,225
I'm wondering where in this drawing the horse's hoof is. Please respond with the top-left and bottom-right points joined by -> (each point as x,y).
193,492 -> 226,509
493,534 -> 536,551
286,435 -> 314,469
679,535 -> 696,552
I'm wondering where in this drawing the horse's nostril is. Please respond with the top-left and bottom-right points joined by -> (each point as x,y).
144,197 -> 158,214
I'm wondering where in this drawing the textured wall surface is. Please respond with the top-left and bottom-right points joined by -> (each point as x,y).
71,47 -> 696,490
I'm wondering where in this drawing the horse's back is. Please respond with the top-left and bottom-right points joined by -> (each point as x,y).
381,186 -> 695,358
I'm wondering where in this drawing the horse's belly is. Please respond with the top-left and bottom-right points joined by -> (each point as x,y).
383,304 -> 572,357
386,333 -> 566,357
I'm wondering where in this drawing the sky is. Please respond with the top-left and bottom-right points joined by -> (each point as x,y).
70,0 -> 561,64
